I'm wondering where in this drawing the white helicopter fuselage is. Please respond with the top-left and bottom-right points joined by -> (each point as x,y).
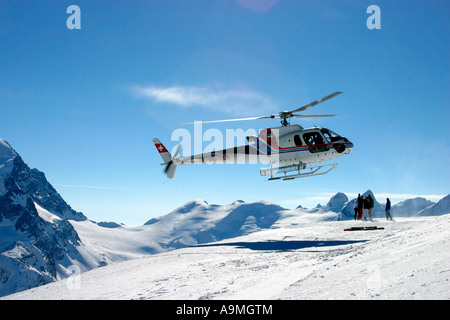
260,125 -> 353,165
168,124 -> 353,167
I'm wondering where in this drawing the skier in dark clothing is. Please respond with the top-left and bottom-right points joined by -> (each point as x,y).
385,198 -> 393,221
357,194 -> 364,220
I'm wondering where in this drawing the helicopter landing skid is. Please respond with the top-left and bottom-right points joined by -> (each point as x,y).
260,163 -> 339,181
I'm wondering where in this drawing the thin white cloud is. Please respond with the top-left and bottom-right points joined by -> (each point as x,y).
133,84 -> 277,116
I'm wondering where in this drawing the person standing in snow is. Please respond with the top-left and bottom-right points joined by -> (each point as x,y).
385,198 -> 393,221
362,195 -> 369,220
365,194 -> 374,221
357,194 -> 364,220
353,198 -> 359,220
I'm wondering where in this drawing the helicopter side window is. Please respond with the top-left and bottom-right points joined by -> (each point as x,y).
303,132 -> 329,153
303,132 -> 324,145
294,134 -> 302,147
303,133 -> 313,146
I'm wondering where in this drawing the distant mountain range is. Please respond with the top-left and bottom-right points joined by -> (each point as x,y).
1,138 -> 448,297
337,190 -> 445,219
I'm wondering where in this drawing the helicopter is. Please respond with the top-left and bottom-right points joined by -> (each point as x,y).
153,91 -> 353,181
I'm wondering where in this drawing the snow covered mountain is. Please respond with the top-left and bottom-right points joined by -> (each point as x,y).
323,192 -> 348,213
392,197 -> 435,217
69,199 -> 289,265
0,139 -> 98,297
417,195 -> 450,216
144,199 -> 286,249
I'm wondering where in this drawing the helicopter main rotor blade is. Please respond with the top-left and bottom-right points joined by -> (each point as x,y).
181,115 -> 273,125
293,114 -> 337,118
181,92 -> 342,125
289,91 -> 342,114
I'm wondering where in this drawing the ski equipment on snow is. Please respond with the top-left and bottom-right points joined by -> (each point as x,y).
344,226 -> 385,231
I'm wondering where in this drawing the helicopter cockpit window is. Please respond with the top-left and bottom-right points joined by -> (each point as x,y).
321,129 -> 342,143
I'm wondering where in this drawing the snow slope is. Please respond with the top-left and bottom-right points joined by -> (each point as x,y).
66,200 -> 287,264
418,195 -> 450,217
4,214 -> 449,300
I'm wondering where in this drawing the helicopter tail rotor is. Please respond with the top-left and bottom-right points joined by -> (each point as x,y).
152,138 -> 182,179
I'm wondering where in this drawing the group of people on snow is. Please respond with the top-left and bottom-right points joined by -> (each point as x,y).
353,194 -> 393,221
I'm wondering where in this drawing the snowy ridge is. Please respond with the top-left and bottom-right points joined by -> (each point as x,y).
68,199 -> 287,263
0,140 -> 16,195
418,195 -> 450,216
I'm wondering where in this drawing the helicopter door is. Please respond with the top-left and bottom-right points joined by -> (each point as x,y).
302,132 -> 329,153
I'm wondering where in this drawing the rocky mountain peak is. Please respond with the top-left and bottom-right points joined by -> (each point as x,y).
0,138 -> 88,297
324,192 -> 348,213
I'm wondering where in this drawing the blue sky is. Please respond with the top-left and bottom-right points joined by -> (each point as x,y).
1,1 -> 448,226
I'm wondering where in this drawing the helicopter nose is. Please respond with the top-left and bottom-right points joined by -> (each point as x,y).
346,140 -> 354,150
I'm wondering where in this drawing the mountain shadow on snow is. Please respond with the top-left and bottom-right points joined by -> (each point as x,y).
197,239 -> 367,252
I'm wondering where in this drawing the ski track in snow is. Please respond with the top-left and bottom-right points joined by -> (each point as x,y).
3,215 -> 450,300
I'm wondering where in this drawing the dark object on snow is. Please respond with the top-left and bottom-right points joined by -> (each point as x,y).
344,226 -> 385,231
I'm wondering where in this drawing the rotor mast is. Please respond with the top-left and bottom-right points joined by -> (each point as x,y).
280,113 -> 290,126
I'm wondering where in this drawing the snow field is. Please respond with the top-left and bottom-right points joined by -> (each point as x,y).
4,214 -> 449,300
